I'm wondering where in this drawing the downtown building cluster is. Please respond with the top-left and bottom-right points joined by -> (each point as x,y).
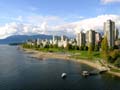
26,20 -> 119,49
76,19 -> 119,49
27,34 -> 76,48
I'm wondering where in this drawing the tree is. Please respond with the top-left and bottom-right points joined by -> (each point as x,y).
94,45 -> 99,51
88,43 -> 93,59
49,44 -> 53,48
44,44 -> 49,48
53,44 -> 58,48
84,46 -> 88,51
101,36 -> 108,60
74,45 -> 79,50
79,45 -> 84,51
65,43 -> 72,50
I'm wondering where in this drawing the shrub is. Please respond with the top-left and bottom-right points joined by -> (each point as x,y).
74,46 -> 79,50
107,55 -> 114,63
94,45 -> 99,51
84,46 -> 88,51
114,57 -> 120,67
107,50 -> 120,63
79,45 -> 84,51
109,50 -> 120,60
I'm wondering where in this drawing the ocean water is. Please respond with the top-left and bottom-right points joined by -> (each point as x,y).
0,45 -> 120,90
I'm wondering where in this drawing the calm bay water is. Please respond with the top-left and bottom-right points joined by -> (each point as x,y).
0,45 -> 120,90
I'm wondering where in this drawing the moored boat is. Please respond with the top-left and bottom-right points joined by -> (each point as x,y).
61,73 -> 67,78
82,71 -> 89,77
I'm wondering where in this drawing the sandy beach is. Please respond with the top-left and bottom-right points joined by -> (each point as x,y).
22,48 -> 120,77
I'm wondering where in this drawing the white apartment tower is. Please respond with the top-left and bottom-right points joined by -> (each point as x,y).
104,20 -> 115,47
76,31 -> 86,47
86,30 -> 95,46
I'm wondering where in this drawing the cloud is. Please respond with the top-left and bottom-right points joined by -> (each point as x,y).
0,14 -> 120,39
51,14 -> 120,34
0,22 -> 18,39
101,0 -> 120,4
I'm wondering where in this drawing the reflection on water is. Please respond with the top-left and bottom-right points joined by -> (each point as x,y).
0,45 -> 120,90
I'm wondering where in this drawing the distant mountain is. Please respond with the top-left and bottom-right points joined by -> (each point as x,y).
0,34 -> 52,44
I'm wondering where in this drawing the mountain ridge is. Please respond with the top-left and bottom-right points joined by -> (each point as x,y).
0,34 -> 52,44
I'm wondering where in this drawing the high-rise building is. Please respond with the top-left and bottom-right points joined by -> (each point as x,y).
76,31 -> 86,47
61,35 -> 67,41
104,20 -> 115,47
95,32 -> 102,46
115,28 -> 119,40
86,30 -> 95,46
53,35 -> 55,42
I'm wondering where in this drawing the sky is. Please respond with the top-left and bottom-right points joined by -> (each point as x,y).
0,0 -> 120,39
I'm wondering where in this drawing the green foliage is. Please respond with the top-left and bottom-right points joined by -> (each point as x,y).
109,47 -> 114,51
101,36 -> 108,60
84,46 -> 88,51
65,43 -> 72,50
93,52 -> 100,58
88,43 -> 93,59
44,44 -> 49,48
101,36 -> 108,52
22,43 -> 34,48
72,45 -> 79,50
114,57 -> 120,67
22,42 -> 102,61
53,44 -> 58,48
108,50 -> 120,63
109,50 -> 119,60
49,44 -> 53,48
79,45 -> 84,50
60,45 -> 64,49
94,45 -> 99,51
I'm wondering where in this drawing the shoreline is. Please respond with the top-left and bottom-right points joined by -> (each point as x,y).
22,48 -> 120,77
23,48 -> 102,69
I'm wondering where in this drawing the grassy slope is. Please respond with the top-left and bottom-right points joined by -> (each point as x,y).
33,47 -> 101,61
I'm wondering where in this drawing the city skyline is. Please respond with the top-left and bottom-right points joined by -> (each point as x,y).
0,0 -> 120,39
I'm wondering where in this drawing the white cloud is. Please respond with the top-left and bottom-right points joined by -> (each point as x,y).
101,0 -> 120,4
0,14 -> 120,39
51,14 -> 120,34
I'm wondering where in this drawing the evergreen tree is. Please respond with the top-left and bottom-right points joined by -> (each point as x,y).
88,43 -> 93,59
101,36 -> 108,60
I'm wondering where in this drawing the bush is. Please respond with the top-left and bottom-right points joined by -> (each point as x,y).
74,46 -> 79,50
114,58 -> 120,67
94,45 -> 99,51
107,55 -> 115,63
79,45 -> 84,51
107,50 -> 120,63
109,50 -> 120,60
49,44 -> 53,48
84,46 -> 88,51
109,47 -> 114,51
44,44 -> 49,48
53,44 -> 58,48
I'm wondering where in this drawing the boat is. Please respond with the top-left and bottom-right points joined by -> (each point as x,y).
61,73 -> 67,78
82,71 -> 89,77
